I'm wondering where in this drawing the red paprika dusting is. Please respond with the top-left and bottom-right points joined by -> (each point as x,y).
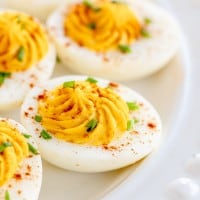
29,83 -> 34,88
103,57 -> 109,62
24,112 -> 28,117
14,173 -> 22,180
28,107 -> 33,111
27,165 -> 32,172
103,145 -> 119,151
139,103 -> 144,107
65,42 -> 70,47
147,122 -> 156,129
37,93 -> 45,100
18,190 -> 22,195
108,82 -> 119,88
131,131 -> 139,135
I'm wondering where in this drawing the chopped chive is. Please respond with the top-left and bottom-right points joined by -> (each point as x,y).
16,16 -> 21,23
28,143 -> 38,155
87,22 -> 96,30
83,0 -> 93,8
93,7 -> 101,12
17,46 -> 25,61
86,77 -> 98,84
16,16 -> 26,29
118,44 -> 131,53
0,76 -> 4,86
126,102 -> 139,111
141,29 -> 151,38
34,115 -> 42,122
0,142 -> 12,153
134,118 -> 139,124
23,133 -> 32,139
0,72 -> 11,86
21,23 -> 26,29
86,119 -> 98,132
56,56 -> 61,63
5,190 -> 10,200
83,0 -> 101,12
127,119 -> 134,131
111,0 -> 119,3
40,130 -> 52,140
63,81 -> 75,88
144,17 -> 152,25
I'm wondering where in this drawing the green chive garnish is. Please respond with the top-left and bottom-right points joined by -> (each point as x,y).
118,44 -> 131,53
16,16 -> 21,23
40,130 -> 52,140
126,102 -> 139,111
5,190 -> 10,200
141,29 -> 151,38
23,134 -> 32,139
34,115 -> 42,122
87,22 -> 96,30
63,81 -> 75,88
86,119 -> 98,132
83,0 -> 93,8
56,56 -> 61,63
28,143 -> 38,155
16,16 -> 26,29
144,17 -> 151,25
134,118 -> 139,124
93,7 -> 101,12
127,119 -> 134,131
111,1 -> 119,3
0,142 -> 12,153
0,72 -> 11,86
86,77 -> 98,84
83,0 -> 101,12
17,46 -> 25,61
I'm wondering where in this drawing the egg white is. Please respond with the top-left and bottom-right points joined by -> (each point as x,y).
47,0 -> 181,81
0,10 -> 56,111
21,75 -> 162,173
6,0 -> 67,21
0,118 -> 42,200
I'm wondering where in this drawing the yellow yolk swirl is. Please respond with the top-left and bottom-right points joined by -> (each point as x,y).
0,121 -> 29,186
0,12 -> 48,72
64,1 -> 141,51
38,81 -> 129,146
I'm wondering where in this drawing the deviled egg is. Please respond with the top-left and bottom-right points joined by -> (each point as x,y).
21,75 -> 161,172
47,0 -> 180,81
0,10 -> 56,110
0,118 -> 42,200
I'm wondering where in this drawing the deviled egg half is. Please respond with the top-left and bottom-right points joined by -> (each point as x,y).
21,75 -> 161,172
6,0 -> 67,21
0,10 -> 56,110
0,118 -> 42,200
47,0 -> 180,81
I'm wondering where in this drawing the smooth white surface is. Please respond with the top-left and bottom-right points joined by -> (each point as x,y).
0,0 -> 197,200
166,178 -> 199,200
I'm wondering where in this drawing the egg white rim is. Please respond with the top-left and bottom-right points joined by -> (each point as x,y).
21,75 -> 162,172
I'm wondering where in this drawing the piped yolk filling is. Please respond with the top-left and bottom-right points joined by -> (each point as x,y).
38,81 -> 129,146
64,0 -> 141,52
0,121 -> 29,186
0,12 -> 48,73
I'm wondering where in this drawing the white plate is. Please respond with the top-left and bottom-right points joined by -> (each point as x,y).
0,0 -> 193,199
